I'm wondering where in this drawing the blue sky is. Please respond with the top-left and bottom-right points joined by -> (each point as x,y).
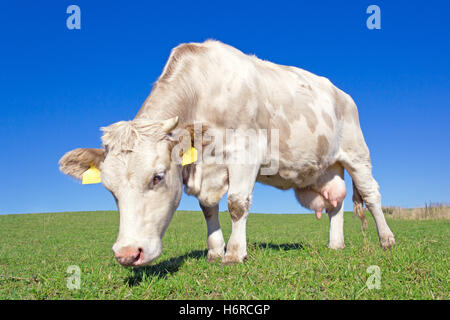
0,0 -> 448,214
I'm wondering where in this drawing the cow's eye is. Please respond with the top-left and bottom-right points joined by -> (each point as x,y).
152,173 -> 164,186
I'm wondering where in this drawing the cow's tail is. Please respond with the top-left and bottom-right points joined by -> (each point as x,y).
352,181 -> 368,232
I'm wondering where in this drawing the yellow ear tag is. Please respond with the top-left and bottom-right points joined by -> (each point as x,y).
82,164 -> 101,184
182,146 -> 198,166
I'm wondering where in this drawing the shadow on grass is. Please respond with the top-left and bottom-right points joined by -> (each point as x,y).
253,242 -> 306,251
125,249 -> 207,286
126,242 -> 306,286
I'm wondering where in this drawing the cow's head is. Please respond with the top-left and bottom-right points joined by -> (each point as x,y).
59,117 -> 190,267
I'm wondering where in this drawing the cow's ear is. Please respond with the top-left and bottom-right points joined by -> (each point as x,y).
183,123 -> 211,148
58,148 -> 105,181
166,123 -> 211,163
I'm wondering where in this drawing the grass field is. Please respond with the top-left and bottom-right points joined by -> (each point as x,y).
0,210 -> 448,299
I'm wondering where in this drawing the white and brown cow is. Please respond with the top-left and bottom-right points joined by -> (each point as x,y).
59,40 -> 395,267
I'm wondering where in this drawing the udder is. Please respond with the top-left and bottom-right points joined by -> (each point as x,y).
295,164 -> 346,219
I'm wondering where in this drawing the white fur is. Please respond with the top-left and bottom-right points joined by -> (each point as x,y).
60,41 -> 395,267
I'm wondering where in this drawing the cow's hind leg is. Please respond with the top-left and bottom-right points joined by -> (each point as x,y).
294,168 -> 346,249
328,200 -> 345,249
343,157 -> 395,249
200,203 -> 226,262
321,164 -> 346,249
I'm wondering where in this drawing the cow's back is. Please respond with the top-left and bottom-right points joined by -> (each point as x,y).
190,41 -> 353,186
138,40 -> 364,188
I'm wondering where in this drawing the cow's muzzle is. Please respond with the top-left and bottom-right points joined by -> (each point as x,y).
113,246 -> 144,267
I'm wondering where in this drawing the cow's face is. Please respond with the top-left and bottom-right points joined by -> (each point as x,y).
59,117 -> 184,267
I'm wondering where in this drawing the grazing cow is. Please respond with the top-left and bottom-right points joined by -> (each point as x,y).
59,40 -> 395,267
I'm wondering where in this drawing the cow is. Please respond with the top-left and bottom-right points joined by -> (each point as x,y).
59,40 -> 395,267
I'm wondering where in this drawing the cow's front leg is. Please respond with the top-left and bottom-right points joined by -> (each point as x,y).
199,203 -> 226,262
222,164 -> 258,265
222,194 -> 250,264
328,200 -> 345,249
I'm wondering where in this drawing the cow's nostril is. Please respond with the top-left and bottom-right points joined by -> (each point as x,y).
135,247 -> 143,262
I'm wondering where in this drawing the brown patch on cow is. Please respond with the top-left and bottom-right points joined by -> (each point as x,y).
301,105 -> 318,133
316,135 -> 329,159
292,83 -> 317,133
279,168 -> 298,180
256,104 -> 271,127
228,201 -> 245,222
258,100 -> 295,163
321,110 -> 334,131
301,165 -> 317,179
212,110 -> 228,129
279,140 -> 294,161
227,195 -> 249,222
334,88 -> 361,126
183,123 -> 211,149
126,171 -> 132,181
281,96 -> 300,121
58,148 -> 105,180
159,43 -> 207,82
333,89 -> 346,120
270,112 -> 291,148
271,114 -> 291,139
349,104 -> 360,126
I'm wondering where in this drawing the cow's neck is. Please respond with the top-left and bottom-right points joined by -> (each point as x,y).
134,81 -> 195,126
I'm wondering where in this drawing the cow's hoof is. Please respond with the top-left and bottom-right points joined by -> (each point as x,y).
207,250 -> 224,263
328,242 -> 345,250
380,234 -> 396,250
221,254 -> 247,265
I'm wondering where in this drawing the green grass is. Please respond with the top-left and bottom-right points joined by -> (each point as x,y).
0,210 -> 448,299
